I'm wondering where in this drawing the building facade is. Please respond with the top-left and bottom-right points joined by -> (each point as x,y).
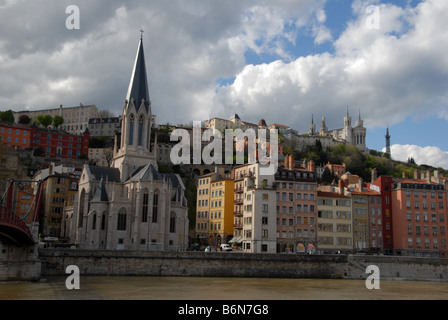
13,104 -> 99,136
31,126 -> 90,159
391,179 -> 448,257
317,191 -> 353,254
274,158 -> 318,253
233,163 -> 277,253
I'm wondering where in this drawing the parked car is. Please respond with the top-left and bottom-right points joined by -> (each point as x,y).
205,246 -> 211,252
220,244 -> 232,251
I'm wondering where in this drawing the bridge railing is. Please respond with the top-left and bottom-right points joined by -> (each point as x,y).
0,206 -> 34,240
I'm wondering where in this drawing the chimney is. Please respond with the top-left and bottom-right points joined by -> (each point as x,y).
414,169 -> 419,180
49,163 -> 53,175
402,171 -> 407,178
338,179 -> 344,195
308,160 -> 315,172
434,170 -> 440,181
371,168 -> 377,182
358,177 -> 363,192
426,170 -> 431,184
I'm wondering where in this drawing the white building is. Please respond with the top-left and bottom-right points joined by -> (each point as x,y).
233,163 -> 277,253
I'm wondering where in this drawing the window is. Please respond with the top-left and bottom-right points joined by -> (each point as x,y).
117,208 -> 127,230
169,213 -> 176,233
142,190 -> 149,222
152,192 -> 159,223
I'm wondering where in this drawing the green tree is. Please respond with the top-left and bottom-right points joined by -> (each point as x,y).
36,115 -> 53,128
53,115 -> 64,128
0,110 -> 15,123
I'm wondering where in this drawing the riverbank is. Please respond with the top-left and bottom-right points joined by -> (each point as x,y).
37,248 -> 448,282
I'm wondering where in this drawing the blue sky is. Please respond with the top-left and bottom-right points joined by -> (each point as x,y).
0,0 -> 447,168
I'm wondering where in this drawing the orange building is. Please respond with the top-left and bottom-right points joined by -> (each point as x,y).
391,179 -> 448,258
0,122 -> 32,150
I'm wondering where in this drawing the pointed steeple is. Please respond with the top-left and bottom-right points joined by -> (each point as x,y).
126,31 -> 150,113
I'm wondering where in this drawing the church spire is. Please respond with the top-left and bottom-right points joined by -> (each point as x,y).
125,31 -> 150,113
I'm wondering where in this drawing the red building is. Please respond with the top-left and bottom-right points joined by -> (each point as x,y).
368,176 -> 394,255
30,126 -> 90,158
391,179 -> 448,257
0,122 -> 32,150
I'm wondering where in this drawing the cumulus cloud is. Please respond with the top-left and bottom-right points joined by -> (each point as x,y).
0,0 -> 448,151
213,0 -> 448,133
389,144 -> 448,169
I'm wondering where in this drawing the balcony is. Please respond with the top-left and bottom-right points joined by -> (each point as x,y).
235,186 -> 244,193
233,223 -> 243,229
234,198 -> 243,204
234,210 -> 243,217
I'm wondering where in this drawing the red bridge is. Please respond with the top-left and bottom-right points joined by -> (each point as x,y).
0,179 -> 43,246
0,206 -> 35,245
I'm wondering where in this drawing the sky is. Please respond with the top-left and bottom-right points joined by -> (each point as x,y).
1,0 -> 448,169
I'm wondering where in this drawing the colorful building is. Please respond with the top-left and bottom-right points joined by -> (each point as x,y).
233,163 -> 277,253
274,156 -> 318,253
391,179 -> 448,257
0,122 -> 32,150
30,126 -> 90,159
317,190 -> 353,254
368,176 -> 394,255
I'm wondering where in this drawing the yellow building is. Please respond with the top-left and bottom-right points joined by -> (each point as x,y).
209,178 -> 234,248
195,169 -> 234,249
317,190 -> 353,254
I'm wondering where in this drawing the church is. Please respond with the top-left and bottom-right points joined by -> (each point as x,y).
65,34 -> 189,251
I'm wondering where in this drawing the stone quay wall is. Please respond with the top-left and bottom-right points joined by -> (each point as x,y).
38,249 -> 448,282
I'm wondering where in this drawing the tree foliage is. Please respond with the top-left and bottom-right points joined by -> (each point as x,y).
0,110 -> 14,123
36,115 -> 53,128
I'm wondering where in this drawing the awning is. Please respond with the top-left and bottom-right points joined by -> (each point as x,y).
229,237 -> 243,244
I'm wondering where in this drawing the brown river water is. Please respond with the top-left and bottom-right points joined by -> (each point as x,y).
1,276 -> 448,300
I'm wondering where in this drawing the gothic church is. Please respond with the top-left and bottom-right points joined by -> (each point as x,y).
65,35 -> 189,251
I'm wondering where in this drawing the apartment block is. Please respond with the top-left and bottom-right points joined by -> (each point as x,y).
0,122 -> 32,150
274,160 -> 318,253
195,168 -> 234,248
317,191 -> 353,254
368,176 -> 394,254
391,179 -> 448,257
233,163 -> 277,253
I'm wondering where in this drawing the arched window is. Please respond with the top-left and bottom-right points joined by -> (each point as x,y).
101,212 -> 106,230
128,114 -> 135,145
169,212 -> 176,233
117,208 -> 127,230
138,114 -> 144,146
152,190 -> 159,223
92,212 -> 97,230
142,188 -> 149,222
78,189 -> 86,228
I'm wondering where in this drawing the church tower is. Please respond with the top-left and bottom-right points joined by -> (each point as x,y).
344,106 -> 353,144
112,32 -> 157,181
309,114 -> 316,135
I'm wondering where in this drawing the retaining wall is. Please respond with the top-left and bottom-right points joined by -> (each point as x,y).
38,249 -> 448,282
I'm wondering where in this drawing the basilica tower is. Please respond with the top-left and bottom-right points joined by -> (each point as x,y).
112,32 -> 157,181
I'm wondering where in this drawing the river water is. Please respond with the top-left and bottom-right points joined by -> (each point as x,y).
1,276 -> 448,300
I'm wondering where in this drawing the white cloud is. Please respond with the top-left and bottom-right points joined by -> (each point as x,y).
389,144 -> 448,169
213,0 -> 448,133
